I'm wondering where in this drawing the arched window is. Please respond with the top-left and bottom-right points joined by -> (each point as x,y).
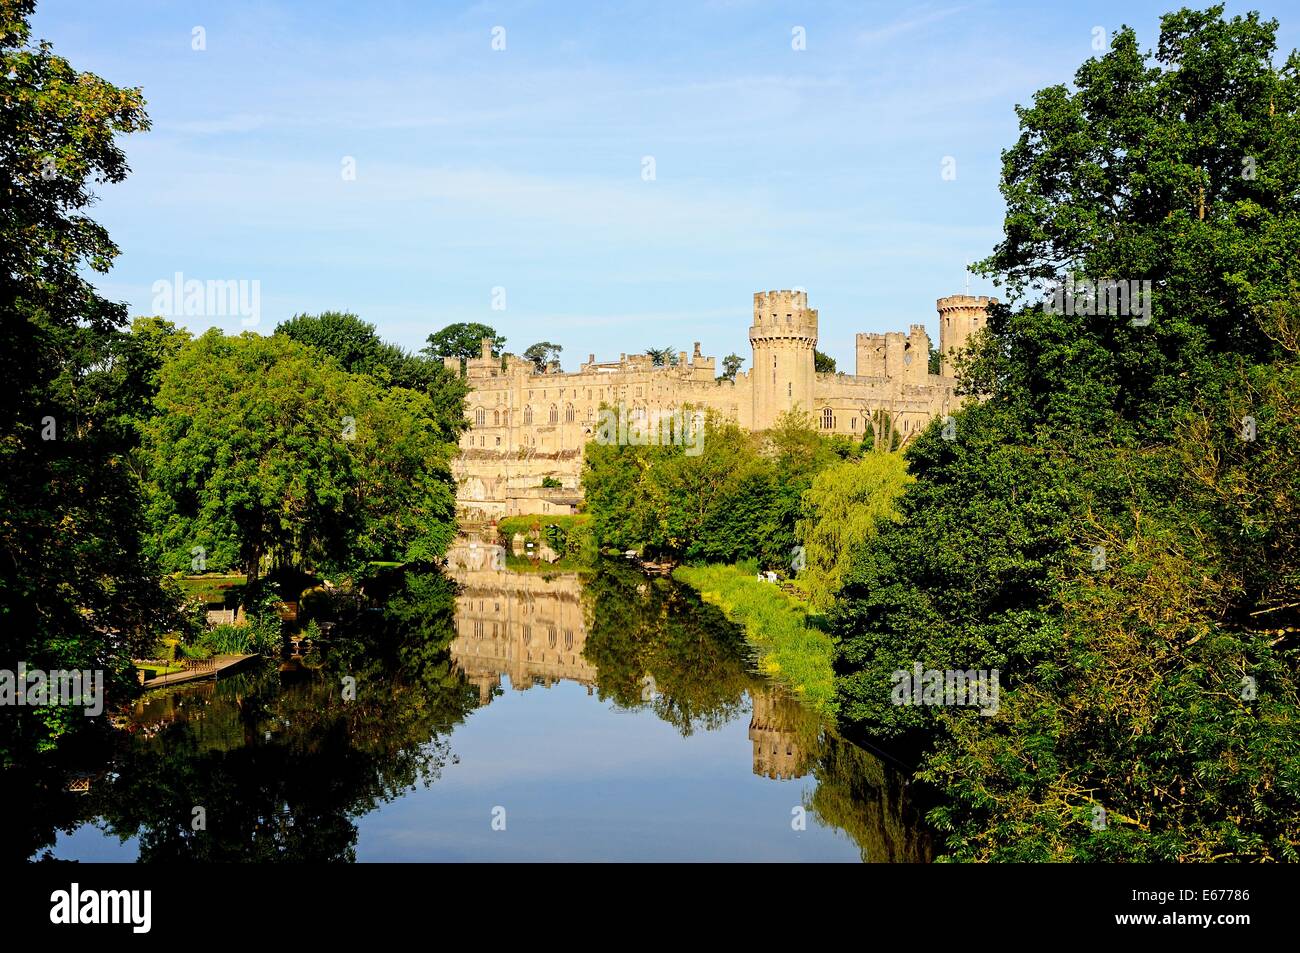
523,405 -> 533,425
548,404 -> 558,425
822,407 -> 834,429
474,407 -> 485,427
548,627 -> 557,648
493,409 -> 500,426
565,403 -> 575,423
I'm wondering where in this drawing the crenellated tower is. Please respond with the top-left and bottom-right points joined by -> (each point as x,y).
936,294 -> 995,378
750,289 -> 817,430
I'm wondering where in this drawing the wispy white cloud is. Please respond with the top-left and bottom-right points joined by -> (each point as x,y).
857,4 -> 972,46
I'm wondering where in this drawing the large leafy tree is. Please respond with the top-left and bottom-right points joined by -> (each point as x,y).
0,0 -> 170,761
423,322 -> 504,361
143,331 -> 458,582
276,311 -> 467,442
832,5 -> 1300,860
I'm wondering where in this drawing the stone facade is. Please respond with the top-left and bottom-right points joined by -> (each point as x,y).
443,290 -> 993,521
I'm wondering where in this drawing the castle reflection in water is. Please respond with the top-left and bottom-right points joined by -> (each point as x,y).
444,540 -> 809,781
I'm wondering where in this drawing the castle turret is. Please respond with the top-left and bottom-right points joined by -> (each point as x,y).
749,290 -> 817,429
936,294 -> 995,378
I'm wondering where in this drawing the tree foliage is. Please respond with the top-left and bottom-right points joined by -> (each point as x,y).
522,340 -> 562,372
831,5 -> 1300,860
717,353 -> 744,382
797,453 -> 911,611
423,322 -> 505,362
277,311 -> 467,442
0,0 -> 170,760
142,330 -> 459,580
583,410 -> 853,568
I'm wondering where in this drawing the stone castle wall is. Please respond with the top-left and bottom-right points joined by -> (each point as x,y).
443,291 -> 992,521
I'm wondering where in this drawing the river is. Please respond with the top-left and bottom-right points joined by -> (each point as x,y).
19,550 -> 932,862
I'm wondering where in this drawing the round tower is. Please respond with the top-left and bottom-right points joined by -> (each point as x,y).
750,290 -> 817,430
936,294 -> 995,378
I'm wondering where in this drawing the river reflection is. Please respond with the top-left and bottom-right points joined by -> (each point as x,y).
18,554 -> 932,862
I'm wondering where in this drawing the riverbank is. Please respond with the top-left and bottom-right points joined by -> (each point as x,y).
673,563 -> 836,714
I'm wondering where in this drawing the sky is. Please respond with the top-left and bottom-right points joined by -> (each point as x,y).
32,0 -> 1300,372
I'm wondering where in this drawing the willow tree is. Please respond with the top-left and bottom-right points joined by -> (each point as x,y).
797,453 -> 911,610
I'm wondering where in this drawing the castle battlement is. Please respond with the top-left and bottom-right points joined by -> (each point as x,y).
446,288 -> 986,520
936,294 -> 996,310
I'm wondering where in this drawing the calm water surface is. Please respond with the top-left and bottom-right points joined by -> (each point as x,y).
22,553 -> 931,862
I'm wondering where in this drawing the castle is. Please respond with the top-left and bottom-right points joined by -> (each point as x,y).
443,290 -> 993,521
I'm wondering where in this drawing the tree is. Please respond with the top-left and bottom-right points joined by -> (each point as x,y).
646,346 -> 678,367
814,350 -> 836,373
522,341 -> 562,372
797,454 -> 911,610
276,312 -> 387,376
717,353 -> 744,382
832,5 -> 1300,860
0,0 -> 171,761
143,331 -> 459,583
277,311 -> 468,442
423,323 -> 505,362
582,408 -> 849,569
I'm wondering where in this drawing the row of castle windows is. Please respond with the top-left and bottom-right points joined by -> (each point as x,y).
468,598 -> 585,621
473,405 -> 584,427
467,619 -> 578,649
472,402 -> 678,429
817,408 -> 918,433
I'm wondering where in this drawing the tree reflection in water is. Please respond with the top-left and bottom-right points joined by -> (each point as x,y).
16,561 -> 932,862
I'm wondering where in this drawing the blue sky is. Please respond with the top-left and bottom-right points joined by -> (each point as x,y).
35,0 -> 1300,371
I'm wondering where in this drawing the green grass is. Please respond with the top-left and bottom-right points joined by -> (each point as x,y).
175,573 -> 246,605
673,563 -> 837,715
136,662 -> 184,678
